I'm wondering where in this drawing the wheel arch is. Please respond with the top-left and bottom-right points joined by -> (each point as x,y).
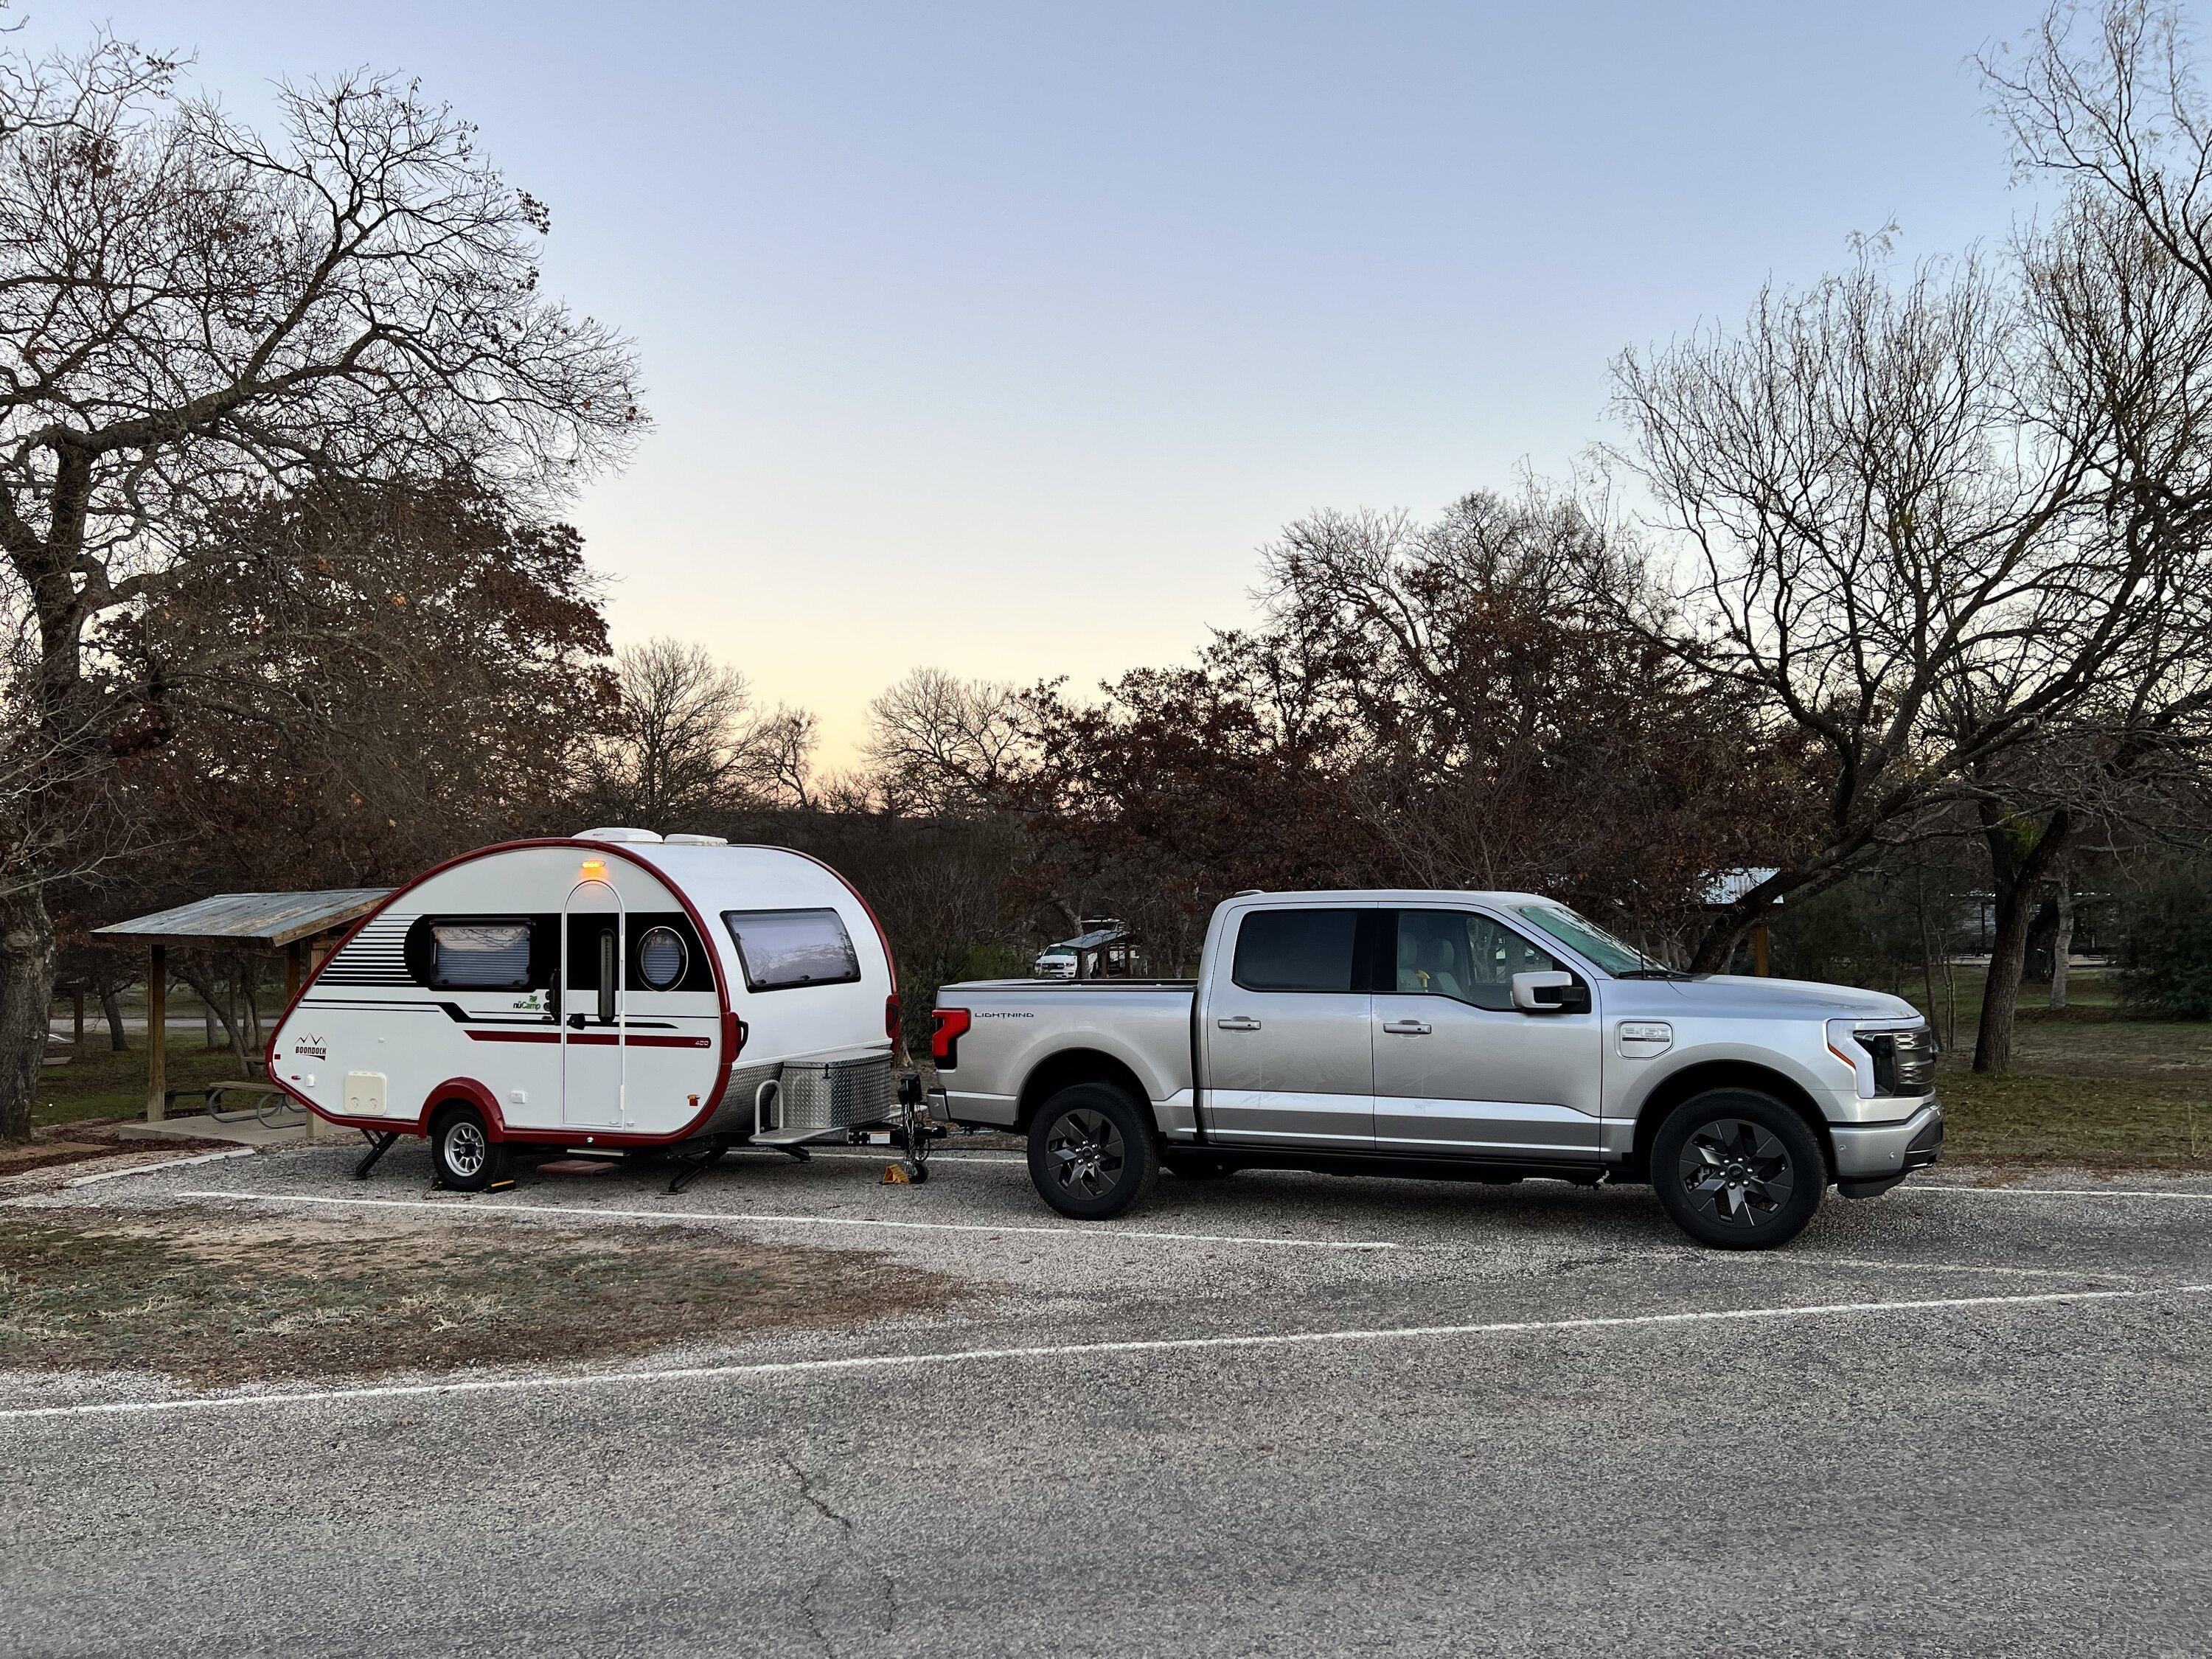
1015,1047 -> 1152,1134
424,1077 -> 504,1139
1628,1060 -> 1834,1182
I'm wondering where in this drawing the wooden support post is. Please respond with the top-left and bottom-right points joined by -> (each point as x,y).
1752,922 -> 1771,978
146,945 -> 167,1122
285,942 -> 305,1005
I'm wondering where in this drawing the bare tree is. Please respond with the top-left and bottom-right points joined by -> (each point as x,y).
0,34 -> 643,1138
861,667 -> 1029,815
1613,249 -> 2174,966
584,639 -> 819,824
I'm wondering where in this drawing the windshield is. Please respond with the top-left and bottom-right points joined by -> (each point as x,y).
1512,904 -> 1667,978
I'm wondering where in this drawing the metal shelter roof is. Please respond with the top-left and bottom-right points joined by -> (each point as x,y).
93,889 -> 391,950
1052,926 -> 1132,953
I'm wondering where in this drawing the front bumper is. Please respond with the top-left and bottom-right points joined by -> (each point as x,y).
1829,1099 -> 1943,1197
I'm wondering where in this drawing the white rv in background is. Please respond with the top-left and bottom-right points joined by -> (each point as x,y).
266,830 -> 914,1189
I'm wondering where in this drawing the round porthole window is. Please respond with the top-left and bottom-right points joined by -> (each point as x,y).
637,926 -> 688,990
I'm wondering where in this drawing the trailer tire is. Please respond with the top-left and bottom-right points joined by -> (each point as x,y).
430,1104 -> 507,1193
1651,1088 -> 1823,1250
1027,1081 -> 1159,1220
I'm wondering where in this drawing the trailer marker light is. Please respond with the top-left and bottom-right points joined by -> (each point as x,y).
580,858 -> 606,880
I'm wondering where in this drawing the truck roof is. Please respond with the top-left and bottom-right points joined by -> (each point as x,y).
1220,889 -> 1564,908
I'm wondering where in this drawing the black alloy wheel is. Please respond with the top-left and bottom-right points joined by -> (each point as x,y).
1651,1089 -> 1823,1250
1026,1082 -> 1159,1220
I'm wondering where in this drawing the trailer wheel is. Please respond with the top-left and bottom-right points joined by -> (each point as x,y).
431,1104 -> 507,1193
1027,1081 -> 1159,1220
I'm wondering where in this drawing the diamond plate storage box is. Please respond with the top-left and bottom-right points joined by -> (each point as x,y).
774,1053 -> 899,1132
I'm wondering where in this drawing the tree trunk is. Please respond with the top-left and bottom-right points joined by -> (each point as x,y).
100,981 -> 128,1051
1973,805 -> 2073,1074
240,959 -> 262,1057
0,886 -> 58,1141
2049,866 -> 2075,1012
173,957 -> 247,1060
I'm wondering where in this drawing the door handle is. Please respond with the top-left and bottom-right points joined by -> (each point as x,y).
566,1012 -> 587,1030
1217,1015 -> 1262,1032
1382,1019 -> 1433,1036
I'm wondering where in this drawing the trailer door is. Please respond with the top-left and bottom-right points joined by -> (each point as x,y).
562,880 -> 627,1128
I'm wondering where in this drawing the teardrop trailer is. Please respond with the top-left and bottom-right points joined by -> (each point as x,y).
265,830 -> 938,1191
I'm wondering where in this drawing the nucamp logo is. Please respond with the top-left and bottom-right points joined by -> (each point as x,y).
293,1034 -> 328,1060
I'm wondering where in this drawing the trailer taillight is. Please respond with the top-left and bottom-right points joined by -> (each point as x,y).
885,994 -> 902,1042
930,1007 -> 972,1066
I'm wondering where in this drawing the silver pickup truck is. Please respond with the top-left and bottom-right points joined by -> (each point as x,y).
928,889 -> 1943,1248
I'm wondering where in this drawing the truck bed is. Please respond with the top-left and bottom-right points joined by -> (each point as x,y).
931,978 -> 1198,1133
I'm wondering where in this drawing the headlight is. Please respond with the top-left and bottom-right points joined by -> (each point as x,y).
1851,1026 -> 1937,1097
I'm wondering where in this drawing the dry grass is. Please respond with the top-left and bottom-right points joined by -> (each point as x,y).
1923,973 -> 2212,1172
0,1206 -> 961,1386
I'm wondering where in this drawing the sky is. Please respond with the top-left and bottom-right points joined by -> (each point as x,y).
38,0 -> 2049,762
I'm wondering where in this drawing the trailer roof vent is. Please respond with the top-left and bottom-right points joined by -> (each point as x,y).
662,833 -> 730,846
575,827 -> 663,843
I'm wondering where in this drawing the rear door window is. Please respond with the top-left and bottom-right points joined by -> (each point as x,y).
723,908 -> 861,992
1231,909 -> 1360,992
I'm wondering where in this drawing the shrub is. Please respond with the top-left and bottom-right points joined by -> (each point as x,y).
2119,870 -> 2212,1020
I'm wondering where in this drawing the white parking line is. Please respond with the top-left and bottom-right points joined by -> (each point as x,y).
170,1189 -> 1403,1251
1777,1253 -> 2128,1282
62,1150 -> 256,1187
5,1281 -> 2204,1425
1913,1184 -> 2212,1202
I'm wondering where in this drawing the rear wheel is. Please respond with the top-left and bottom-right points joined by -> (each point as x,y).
431,1105 -> 508,1193
1652,1089 -> 1823,1250
1026,1082 -> 1159,1220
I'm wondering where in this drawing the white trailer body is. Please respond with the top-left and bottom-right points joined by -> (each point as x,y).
266,833 -> 901,1172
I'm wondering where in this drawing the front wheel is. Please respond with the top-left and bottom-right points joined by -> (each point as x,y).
1651,1090 -> 1824,1250
1026,1082 -> 1159,1220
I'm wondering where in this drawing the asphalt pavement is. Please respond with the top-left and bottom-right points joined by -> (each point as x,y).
3,1142 -> 2208,1657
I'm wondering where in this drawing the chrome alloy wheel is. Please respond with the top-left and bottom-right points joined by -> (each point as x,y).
1679,1116 -> 1794,1226
445,1120 -> 488,1179
1045,1107 -> 1125,1200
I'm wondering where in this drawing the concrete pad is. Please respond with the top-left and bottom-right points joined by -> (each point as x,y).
113,1114 -> 308,1149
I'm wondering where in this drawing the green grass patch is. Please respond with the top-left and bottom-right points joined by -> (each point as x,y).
31,1043 -> 256,1129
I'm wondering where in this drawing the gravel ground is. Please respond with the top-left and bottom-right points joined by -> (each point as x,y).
2,1141 -> 2209,1657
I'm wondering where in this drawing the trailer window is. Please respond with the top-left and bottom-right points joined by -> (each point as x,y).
428,921 -> 534,990
723,908 -> 860,992
636,925 -> 689,990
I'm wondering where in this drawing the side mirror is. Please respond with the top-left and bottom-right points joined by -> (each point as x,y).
1512,970 -> 1588,1014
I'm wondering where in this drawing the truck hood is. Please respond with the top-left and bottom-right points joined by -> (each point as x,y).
1614,974 -> 1921,1023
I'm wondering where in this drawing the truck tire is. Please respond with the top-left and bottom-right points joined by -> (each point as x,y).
431,1104 -> 508,1193
1027,1081 -> 1160,1220
1652,1089 -> 1823,1250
